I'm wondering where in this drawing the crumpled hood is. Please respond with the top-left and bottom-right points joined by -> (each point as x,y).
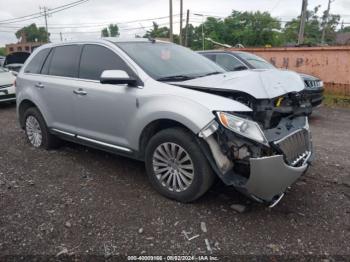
176,69 -> 305,99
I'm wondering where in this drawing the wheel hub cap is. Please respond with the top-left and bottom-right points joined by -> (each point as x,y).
152,142 -> 194,192
25,115 -> 42,148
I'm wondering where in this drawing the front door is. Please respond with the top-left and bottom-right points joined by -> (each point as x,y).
73,44 -> 140,149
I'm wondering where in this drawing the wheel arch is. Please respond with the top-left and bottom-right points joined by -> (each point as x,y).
137,118 -> 195,160
18,99 -> 40,129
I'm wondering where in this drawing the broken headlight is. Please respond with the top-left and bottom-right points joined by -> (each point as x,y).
217,112 -> 268,145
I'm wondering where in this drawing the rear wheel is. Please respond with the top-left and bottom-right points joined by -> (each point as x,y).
145,128 -> 216,202
24,107 -> 60,149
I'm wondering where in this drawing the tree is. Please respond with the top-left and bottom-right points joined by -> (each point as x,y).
188,11 -> 283,49
15,23 -> 49,42
223,11 -> 282,47
144,22 -> 170,38
283,6 -> 340,45
0,47 -> 5,56
101,28 -> 109,37
108,24 -> 119,37
101,24 -> 119,37
339,26 -> 350,33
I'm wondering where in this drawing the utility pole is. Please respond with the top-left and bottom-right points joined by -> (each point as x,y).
194,13 -> 205,50
40,6 -> 50,42
298,0 -> 308,45
185,9 -> 190,47
169,0 -> 173,42
179,0 -> 183,45
321,0 -> 335,44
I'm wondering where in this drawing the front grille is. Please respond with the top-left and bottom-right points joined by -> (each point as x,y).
274,129 -> 311,166
304,80 -> 322,89
0,93 -> 15,100
0,84 -> 12,89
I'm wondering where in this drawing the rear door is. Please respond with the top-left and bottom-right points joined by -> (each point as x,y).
37,45 -> 82,134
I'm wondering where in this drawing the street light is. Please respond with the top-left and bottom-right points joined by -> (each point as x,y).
194,13 -> 205,50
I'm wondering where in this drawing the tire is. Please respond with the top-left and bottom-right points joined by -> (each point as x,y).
145,127 -> 216,203
23,107 -> 60,150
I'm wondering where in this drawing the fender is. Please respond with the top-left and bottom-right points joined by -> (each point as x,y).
126,91 -> 251,151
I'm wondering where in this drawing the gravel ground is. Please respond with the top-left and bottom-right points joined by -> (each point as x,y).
0,104 -> 349,260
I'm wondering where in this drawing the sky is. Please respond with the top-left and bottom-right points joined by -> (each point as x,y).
1,0 -> 350,46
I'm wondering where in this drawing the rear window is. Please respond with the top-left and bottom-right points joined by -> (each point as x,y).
24,48 -> 51,74
49,45 -> 81,78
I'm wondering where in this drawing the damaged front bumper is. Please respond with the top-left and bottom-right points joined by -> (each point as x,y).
200,116 -> 313,205
243,153 -> 310,202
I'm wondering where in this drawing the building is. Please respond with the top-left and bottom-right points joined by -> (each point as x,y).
5,33 -> 45,55
336,32 -> 350,45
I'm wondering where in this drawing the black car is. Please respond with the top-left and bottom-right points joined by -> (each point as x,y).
3,52 -> 30,73
199,50 -> 324,109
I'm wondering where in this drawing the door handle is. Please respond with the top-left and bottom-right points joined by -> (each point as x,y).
35,83 -> 45,88
73,88 -> 87,95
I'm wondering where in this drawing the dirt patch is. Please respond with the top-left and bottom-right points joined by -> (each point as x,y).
0,103 -> 349,259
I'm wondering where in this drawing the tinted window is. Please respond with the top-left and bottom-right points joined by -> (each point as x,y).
49,45 -> 81,78
41,49 -> 54,75
79,45 -> 131,80
215,54 -> 247,71
236,52 -> 275,69
24,48 -> 51,74
201,53 -> 216,61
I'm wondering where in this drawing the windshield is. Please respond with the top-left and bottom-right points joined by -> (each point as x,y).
236,52 -> 275,70
116,42 -> 225,80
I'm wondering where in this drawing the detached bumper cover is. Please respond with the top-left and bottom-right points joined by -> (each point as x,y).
243,154 -> 309,201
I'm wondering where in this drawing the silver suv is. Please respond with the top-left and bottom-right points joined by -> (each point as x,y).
16,38 -> 313,206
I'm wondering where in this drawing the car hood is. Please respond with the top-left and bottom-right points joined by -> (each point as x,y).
175,69 -> 305,99
4,52 -> 30,66
298,73 -> 320,81
0,72 -> 15,86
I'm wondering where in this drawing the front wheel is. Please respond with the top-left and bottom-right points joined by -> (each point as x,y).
145,128 -> 216,202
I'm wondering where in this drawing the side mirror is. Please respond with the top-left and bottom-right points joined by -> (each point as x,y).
100,70 -> 137,86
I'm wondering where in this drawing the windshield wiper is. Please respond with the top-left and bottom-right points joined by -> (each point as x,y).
157,75 -> 195,82
198,71 -> 223,78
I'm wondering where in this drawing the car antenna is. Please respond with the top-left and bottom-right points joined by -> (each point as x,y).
148,37 -> 156,43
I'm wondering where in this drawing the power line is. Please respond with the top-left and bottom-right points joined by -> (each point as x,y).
0,14 -> 181,30
0,0 -> 89,24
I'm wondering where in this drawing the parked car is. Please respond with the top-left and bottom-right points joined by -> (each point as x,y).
0,56 -> 5,67
0,67 -> 16,103
4,51 -> 30,73
199,50 -> 324,110
16,39 -> 313,206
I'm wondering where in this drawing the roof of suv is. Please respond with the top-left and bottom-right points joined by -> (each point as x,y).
37,38 -> 170,49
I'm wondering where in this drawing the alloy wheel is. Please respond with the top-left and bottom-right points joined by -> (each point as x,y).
152,142 -> 194,192
25,115 -> 43,148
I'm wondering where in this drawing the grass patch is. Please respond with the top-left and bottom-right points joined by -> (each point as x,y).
323,94 -> 350,108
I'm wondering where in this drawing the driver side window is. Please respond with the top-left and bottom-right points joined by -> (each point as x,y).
79,44 -> 133,80
215,54 -> 247,71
